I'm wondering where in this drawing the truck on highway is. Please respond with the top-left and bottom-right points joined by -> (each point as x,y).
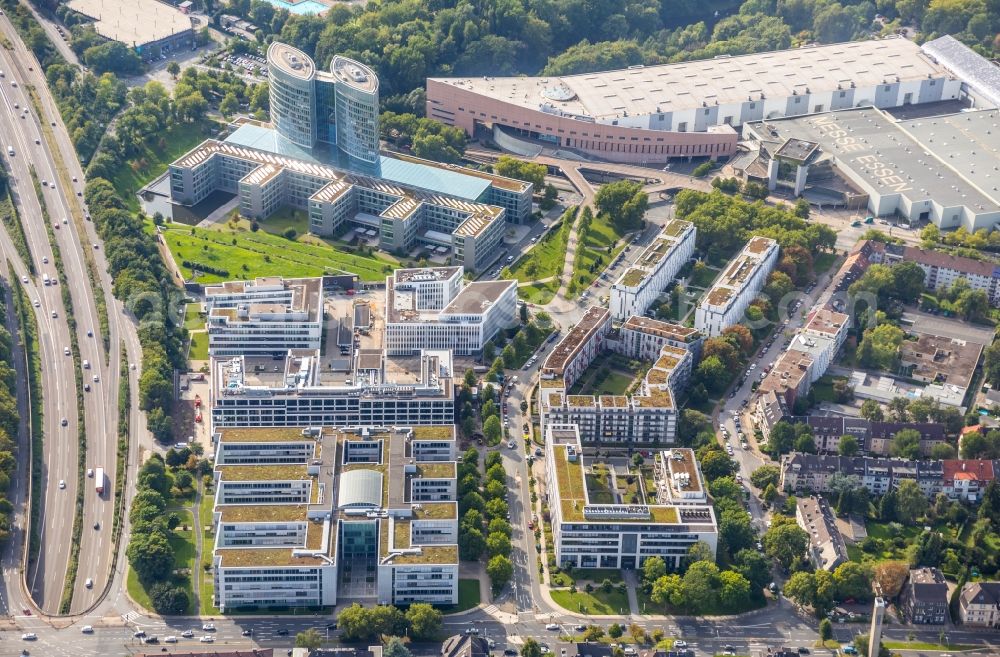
95,467 -> 104,495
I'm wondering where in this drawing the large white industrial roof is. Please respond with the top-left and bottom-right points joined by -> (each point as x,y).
67,0 -> 192,48
430,37 -> 947,122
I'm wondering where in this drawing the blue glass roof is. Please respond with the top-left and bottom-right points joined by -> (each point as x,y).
224,123 -> 492,202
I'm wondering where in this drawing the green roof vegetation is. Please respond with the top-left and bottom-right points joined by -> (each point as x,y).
621,268 -> 647,287
410,426 -> 455,440
218,427 -> 316,443
416,462 -> 457,479
661,219 -> 692,238
389,545 -> 459,565
540,378 -> 565,388
217,465 -> 310,482
219,505 -> 307,523
216,548 -> 326,568
412,502 -> 457,520
394,518 -> 412,549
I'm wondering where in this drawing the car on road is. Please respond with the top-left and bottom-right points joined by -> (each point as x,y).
143,636 -> 159,644
84,384 -> 90,392
85,577 -> 93,588
545,623 -> 560,630
21,633 -> 37,640
841,646 -> 857,655
133,630 -> 146,638
507,440 -> 515,449
277,628 -> 290,636
180,630 -> 194,638
574,625 -> 586,632
20,275 -> 27,283
504,650 -> 518,656
202,624 -> 215,631
32,299 -> 39,307
164,636 -> 177,643
60,417 -> 67,426
464,628 -> 480,635
797,649 -> 809,654
51,310 -> 57,318
64,346 -> 70,356
80,626 -> 93,633
722,648 -> 735,656
200,636 -> 215,643
242,630 -> 252,636
42,256 -> 48,264
674,641 -> 687,648
59,479 -> 66,489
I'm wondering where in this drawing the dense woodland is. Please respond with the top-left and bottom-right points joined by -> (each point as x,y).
210,0 -> 1000,115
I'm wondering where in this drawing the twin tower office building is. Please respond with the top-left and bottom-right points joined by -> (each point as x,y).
168,43 -> 532,273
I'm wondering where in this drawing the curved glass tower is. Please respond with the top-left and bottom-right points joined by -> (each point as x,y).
266,42 -> 317,150
266,42 -> 380,165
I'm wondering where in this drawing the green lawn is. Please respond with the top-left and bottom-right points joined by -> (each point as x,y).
188,331 -> 209,361
854,520 -> 962,563
184,303 -> 204,331
442,579 -> 481,614
689,264 -> 719,289
882,642 -> 973,651
569,366 -> 634,396
198,484 -> 220,615
505,209 -> 575,300
126,515 -> 197,614
113,120 -> 221,210
811,375 -> 848,403
570,211 -> 627,294
550,587 -> 630,615
159,219 -> 400,284
813,251 -> 838,275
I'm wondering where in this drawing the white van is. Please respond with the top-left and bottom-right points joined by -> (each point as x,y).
82,360 -> 90,369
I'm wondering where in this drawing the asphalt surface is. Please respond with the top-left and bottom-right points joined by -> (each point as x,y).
0,12 -> 145,616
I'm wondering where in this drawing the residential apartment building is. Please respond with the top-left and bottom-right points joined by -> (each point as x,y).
210,349 -> 455,429
872,241 -> 1000,307
384,267 -> 518,355
780,453 -> 997,502
545,425 -> 717,570
695,237 -> 779,337
901,567 -> 949,625
540,306 -> 612,390
616,316 -> 704,364
610,220 -> 696,320
958,582 -> 1000,627
204,277 -> 324,357
757,414 -> 946,457
211,425 -> 459,611
540,311 -> 700,444
796,496 -> 848,572
756,304 -> 849,407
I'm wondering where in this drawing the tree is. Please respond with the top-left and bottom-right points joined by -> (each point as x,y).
683,560 -> 720,612
766,421 -> 797,458
383,638 -> 411,657
890,428 -> 922,460
628,623 -> 646,645
794,433 -> 816,454
763,522 -> 809,569
700,450 -> 736,480
521,639 -> 542,657
873,561 -> 909,598
718,570 -> 751,610
696,355 -> 728,393
984,341 -> 1000,388
819,618 -> 833,642
833,562 -> 872,601
860,399 -> 885,422
838,435 -> 860,456
219,92 -> 239,118
582,626 -> 605,642
888,396 -> 910,423
494,156 -> 546,188
483,415 -> 502,445
686,541 -> 715,565
896,479 -> 929,523
166,60 -> 180,78
594,179 -> 648,233
126,531 -> 174,582
762,483 -> 778,506
890,261 -> 926,303
733,549 -> 771,592
784,571 -> 817,609
643,555 -> 666,584
487,531 -> 512,556
487,554 -> 514,592
148,582 -> 189,614
295,628 -> 324,651
459,527 -> 486,560
405,603 -> 442,640
651,573 -> 685,608
857,323 -> 905,371
608,623 -> 623,639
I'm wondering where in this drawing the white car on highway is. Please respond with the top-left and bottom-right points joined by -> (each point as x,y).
21,633 -> 36,640
200,636 -> 215,643
164,636 -> 177,643
181,630 -> 194,638
80,626 -> 93,634
545,623 -> 560,630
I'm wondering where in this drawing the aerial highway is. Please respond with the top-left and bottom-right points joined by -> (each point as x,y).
0,11 -> 145,616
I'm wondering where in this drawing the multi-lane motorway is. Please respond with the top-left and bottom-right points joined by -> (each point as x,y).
0,9 -> 143,617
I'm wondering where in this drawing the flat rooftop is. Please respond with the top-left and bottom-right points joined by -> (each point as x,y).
430,37 -> 944,123
441,281 -> 514,315
900,332 -> 984,390
332,55 -> 378,93
702,237 -> 777,310
217,427 -> 317,443
750,107 -> 1000,213
622,316 -> 701,343
67,0 -> 192,47
543,306 -> 610,375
